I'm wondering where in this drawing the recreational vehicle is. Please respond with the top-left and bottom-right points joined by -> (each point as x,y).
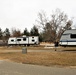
8,36 -> 39,46
59,29 -> 76,46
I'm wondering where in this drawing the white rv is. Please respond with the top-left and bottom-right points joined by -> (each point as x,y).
8,36 -> 39,46
59,29 -> 76,46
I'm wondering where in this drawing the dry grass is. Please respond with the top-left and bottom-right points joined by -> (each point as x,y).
0,46 -> 76,67
0,45 -> 76,51
0,51 -> 76,67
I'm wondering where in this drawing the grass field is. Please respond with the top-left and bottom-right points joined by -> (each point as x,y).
0,46 -> 76,67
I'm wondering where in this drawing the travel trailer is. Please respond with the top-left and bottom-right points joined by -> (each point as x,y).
8,36 -> 39,46
59,29 -> 76,46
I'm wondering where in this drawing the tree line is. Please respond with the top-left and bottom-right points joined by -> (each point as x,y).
0,26 -> 39,42
0,9 -> 74,43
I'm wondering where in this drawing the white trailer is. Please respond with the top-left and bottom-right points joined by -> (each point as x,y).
59,29 -> 76,46
8,36 -> 39,46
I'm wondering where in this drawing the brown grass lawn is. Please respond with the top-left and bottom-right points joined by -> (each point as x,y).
0,51 -> 76,67
0,46 -> 76,67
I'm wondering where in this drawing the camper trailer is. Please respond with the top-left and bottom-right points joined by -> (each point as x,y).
8,36 -> 39,46
59,29 -> 76,46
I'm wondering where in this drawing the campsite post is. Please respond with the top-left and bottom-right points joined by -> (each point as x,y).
22,47 -> 27,54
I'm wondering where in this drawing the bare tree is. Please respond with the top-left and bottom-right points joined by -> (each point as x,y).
36,9 -> 73,42
49,9 -> 69,42
36,10 -> 48,31
11,28 -> 22,37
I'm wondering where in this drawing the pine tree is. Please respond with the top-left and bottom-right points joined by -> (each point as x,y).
0,28 -> 3,40
30,26 -> 39,36
23,28 -> 29,36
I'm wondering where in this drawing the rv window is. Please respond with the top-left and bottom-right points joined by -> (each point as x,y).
32,39 -> 35,42
70,34 -> 76,38
23,38 -> 26,41
17,39 -> 21,41
11,40 -> 14,42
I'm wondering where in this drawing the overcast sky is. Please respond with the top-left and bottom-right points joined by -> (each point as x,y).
0,0 -> 76,32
